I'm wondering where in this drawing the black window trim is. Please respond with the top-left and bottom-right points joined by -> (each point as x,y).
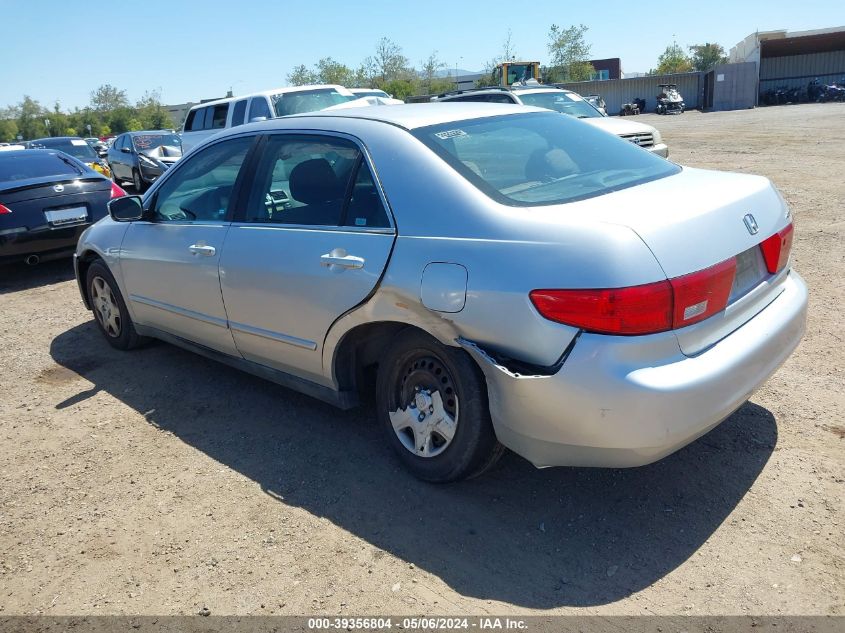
229,130 -> 396,234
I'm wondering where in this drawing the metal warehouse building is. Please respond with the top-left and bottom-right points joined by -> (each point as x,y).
730,26 -> 845,98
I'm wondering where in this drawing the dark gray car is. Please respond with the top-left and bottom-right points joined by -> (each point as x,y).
108,131 -> 182,192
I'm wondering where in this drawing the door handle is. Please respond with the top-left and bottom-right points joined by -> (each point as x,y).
320,249 -> 364,270
188,243 -> 216,257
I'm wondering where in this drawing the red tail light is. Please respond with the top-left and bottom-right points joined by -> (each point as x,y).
760,223 -> 793,274
110,182 -> 127,199
530,257 -> 738,336
0,203 -> 11,214
529,282 -> 673,335
670,257 -> 737,328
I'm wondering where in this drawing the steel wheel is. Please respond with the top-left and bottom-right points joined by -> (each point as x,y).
90,275 -> 122,338
389,354 -> 459,458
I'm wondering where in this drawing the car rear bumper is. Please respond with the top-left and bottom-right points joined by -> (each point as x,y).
0,224 -> 89,264
647,143 -> 669,158
462,270 -> 807,468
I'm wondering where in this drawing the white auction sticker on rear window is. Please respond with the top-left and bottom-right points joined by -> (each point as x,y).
71,139 -> 88,146
434,129 -> 467,140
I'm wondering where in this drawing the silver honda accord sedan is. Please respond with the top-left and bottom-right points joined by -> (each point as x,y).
74,104 -> 808,482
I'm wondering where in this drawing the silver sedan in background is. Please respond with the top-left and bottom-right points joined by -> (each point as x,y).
74,104 -> 807,482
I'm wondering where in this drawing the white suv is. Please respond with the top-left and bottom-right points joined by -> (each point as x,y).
181,85 -> 359,154
436,87 -> 668,157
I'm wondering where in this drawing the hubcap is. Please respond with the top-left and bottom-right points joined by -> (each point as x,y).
91,276 -> 121,337
389,355 -> 458,458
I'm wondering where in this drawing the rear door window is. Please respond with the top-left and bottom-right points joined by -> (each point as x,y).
189,108 -> 207,131
211,104 -> 229,129
231,100 -> 247,127
245,135 -> 362,226
247,97 -> 272,121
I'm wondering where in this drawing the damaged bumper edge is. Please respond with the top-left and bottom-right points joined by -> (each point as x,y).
457,271 -> 808,469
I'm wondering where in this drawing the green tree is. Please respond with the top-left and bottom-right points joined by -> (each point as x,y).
373,37 -> 409,83
16,96 -> 47,140
688,42 -> 729,71
380,79 -> 415,101
136,90 -> 172,130
546,24 -> 594,82
107,107 -> 136,135
352,58 -> 378,87
315,57 -> 354,85
0,119 -> 19,143
287,64 -> 318,86
90,84 -> 129,112
45,102 -> 70,137
419,51 -> 446,94
652,42 -> 693,75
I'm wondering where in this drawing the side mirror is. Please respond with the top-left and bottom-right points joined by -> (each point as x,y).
108,195 -> 145,222
120,146 -> 132,153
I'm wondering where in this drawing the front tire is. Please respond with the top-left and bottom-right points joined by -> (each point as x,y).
86,260 -> 146,350
376,329 -> 503,482
132,168 -> 145,193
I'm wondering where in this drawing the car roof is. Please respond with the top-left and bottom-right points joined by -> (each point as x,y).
284,102 -> 546,130
189,85 -> 352,110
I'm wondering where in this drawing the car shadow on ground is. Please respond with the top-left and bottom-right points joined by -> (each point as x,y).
0,258 -> 76,295
49,322 -> 777,609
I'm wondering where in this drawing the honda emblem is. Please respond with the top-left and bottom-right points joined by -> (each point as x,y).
743,213 -> 759,235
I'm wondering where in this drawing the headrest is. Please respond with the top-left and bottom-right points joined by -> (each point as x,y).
289,158 -> 344,205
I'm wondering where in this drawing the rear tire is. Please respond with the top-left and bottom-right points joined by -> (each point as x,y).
376,329 -> 503,482
86,260 -> 146,350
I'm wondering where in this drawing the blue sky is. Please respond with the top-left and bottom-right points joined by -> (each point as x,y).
0,0 -> 841,110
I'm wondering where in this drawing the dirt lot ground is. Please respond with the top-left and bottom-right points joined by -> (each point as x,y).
0,104 -> 843,617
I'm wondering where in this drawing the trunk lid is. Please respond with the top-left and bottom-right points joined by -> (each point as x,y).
0,177 -> 113,231
563,167 -> 793,355
0,175 -> 109,205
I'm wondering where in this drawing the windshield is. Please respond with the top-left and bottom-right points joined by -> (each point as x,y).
518,92 -> 602,118
32,138 -> 98,161
132,133 -> 182,151
0,151 -> 82,181
413,112 -> 680,207
271,89 -> 353,117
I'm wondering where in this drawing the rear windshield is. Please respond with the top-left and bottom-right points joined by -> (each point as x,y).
0,151 -> 82,182
31,138 -> 98,161
271,89 -> 353,117
413,112 -> 680,206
